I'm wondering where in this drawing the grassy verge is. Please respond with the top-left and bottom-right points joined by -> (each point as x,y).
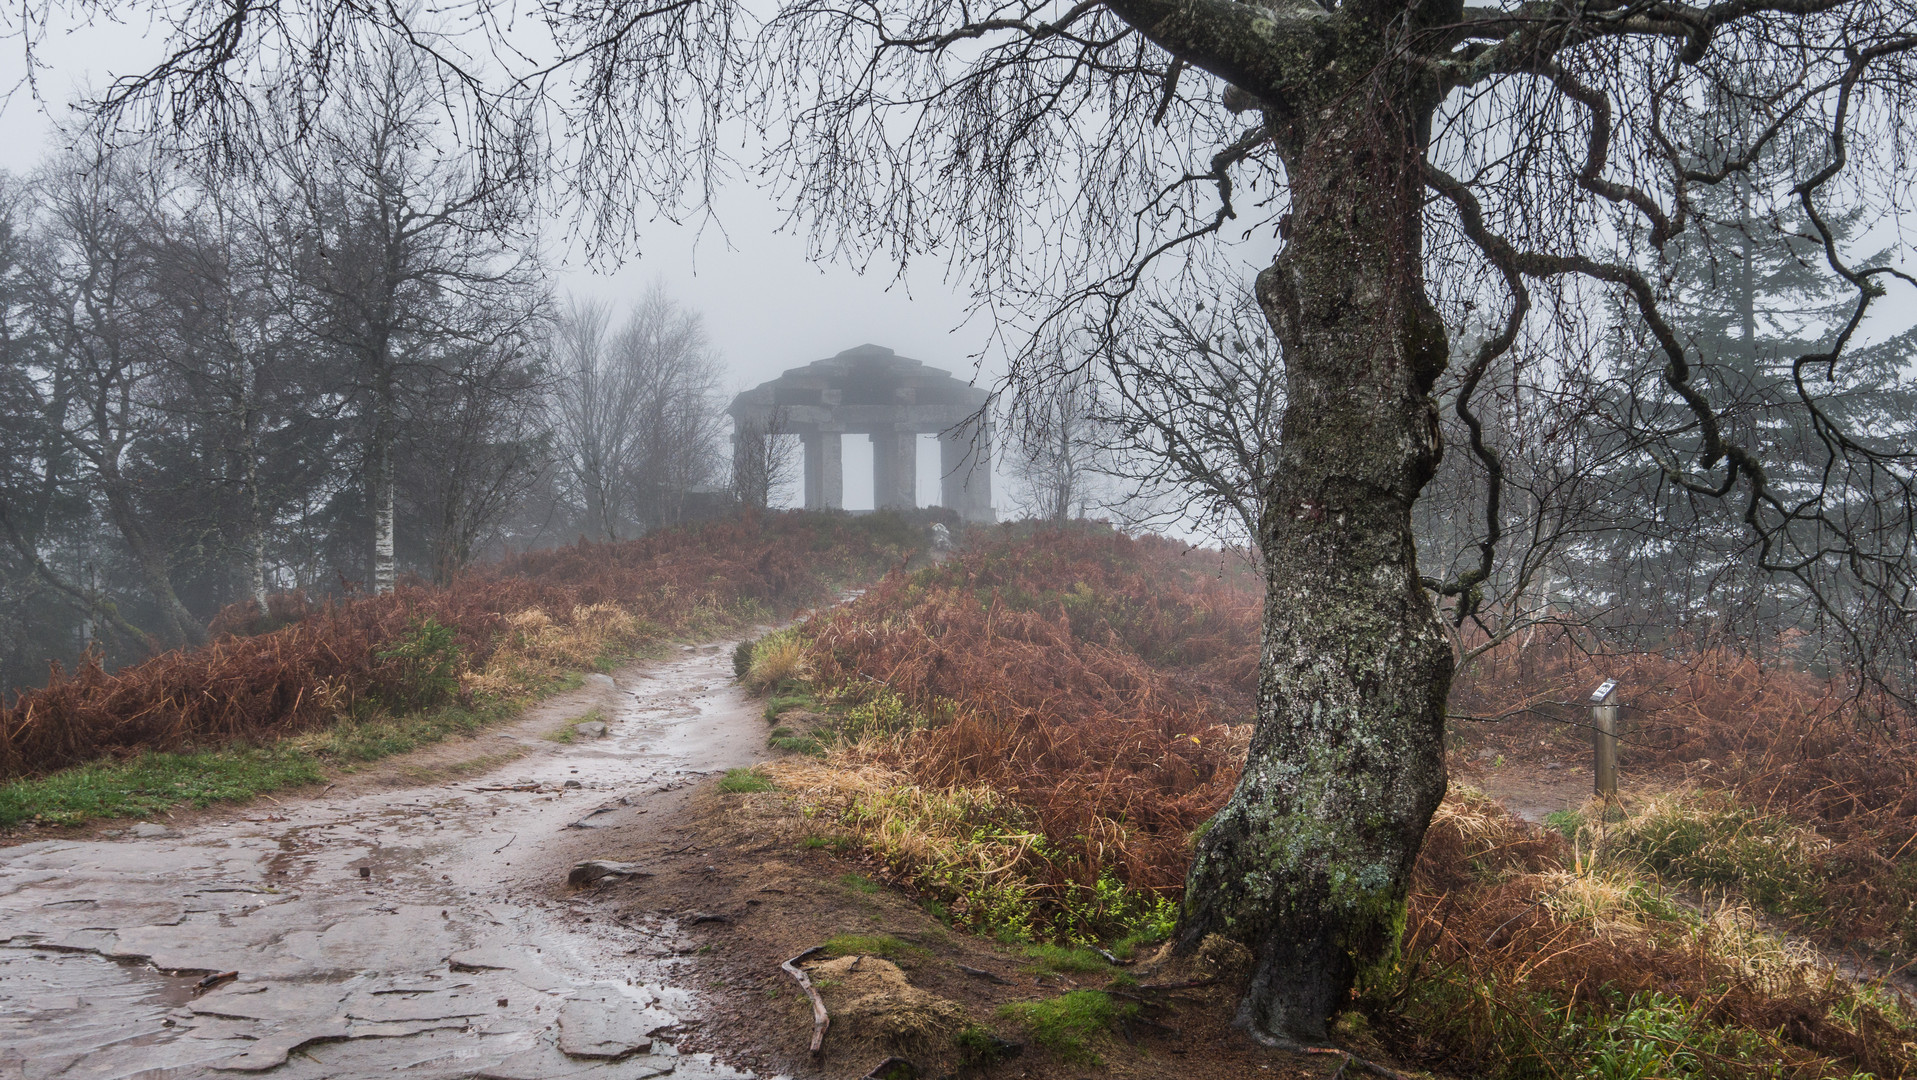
1,682 -> 549,827
0,747 -> 326,826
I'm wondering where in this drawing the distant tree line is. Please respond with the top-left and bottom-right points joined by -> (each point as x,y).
0,47 -> 742,692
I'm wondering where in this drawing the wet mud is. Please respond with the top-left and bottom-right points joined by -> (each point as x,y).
0,641 -> 773,1080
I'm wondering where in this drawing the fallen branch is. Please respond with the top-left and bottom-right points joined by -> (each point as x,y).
1135,976 -> 1218,991
956,963 -> 1012,984
1297,1045 -> 1416,1080
782,945 -> 829,1056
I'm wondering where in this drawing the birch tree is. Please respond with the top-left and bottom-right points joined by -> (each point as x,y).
280,42 -> 540,593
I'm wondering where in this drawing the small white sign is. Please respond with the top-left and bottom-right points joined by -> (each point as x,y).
1590,678 -> 1618,703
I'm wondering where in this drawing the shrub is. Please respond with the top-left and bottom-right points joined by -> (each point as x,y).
371,619 -> 463,710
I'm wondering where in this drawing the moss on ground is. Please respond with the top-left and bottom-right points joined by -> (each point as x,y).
997,990 -> 1135,1065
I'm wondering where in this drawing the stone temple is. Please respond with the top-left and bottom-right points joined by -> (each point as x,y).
727,344 -> 995,522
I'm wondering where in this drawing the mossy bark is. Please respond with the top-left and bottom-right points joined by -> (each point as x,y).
1174,80 -> 1453,1043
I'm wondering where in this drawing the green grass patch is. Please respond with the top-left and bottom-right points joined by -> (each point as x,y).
839,871 -> 882,894
0,747 -> 325,826
1111,925 -> 1170,961
770,734 -> 826,756
1544,809 -> 1583,840
763,692 -> 813,722
544,707 -> 607,744
954,1023 -> 1018,1067
997,990 -> 1135,1066
821,933 -> 927,960
1610,797 -> 1830,922
717,767 -> 777,794
1021,943 -> 1114,976
301,698 -> 519,763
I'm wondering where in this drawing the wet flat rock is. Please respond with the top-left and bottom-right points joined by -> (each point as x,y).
478,1045 -> 677,1080
556,995 -> 677,1059
0,642 -> 774,1080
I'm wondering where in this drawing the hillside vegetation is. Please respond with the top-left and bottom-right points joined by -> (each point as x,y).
0,512 -> 919,821
739,523 -> 1917,1078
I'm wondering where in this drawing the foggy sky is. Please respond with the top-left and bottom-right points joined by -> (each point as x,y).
0,18 -> 1004,512
4,10 -> 1914,518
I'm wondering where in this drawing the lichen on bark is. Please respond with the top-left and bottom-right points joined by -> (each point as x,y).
1169,42 -> 1454,1044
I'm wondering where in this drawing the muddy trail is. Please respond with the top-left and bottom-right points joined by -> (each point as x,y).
0,639 -> 772,1080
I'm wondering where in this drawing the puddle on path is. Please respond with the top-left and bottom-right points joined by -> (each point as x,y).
0,642 -> 772,1080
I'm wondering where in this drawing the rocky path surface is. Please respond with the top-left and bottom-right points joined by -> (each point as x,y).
0,641 -> 774,1080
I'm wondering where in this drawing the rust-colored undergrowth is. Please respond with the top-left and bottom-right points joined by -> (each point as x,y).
1454,632 -> 1917,955
781,524 -> 1916,1074
1386,792 -> 1915,1078
800,526 -> 1259,895
0,512 -> 916,778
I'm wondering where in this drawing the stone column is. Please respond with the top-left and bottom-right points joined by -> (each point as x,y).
802,427 -> 843,510
871,425 -> 918,509
939,418 -> 994,523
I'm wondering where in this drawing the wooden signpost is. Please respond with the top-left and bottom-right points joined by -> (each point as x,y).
1590,678 -> 1619,801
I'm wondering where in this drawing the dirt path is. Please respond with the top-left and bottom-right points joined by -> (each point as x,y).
0,639 -> 774,1080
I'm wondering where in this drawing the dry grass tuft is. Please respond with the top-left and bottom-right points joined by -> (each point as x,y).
744,629 -> 810,693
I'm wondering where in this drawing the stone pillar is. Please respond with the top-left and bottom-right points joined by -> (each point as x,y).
802,427 -> 843,510
939,418 -> 994,523
871,425 -> 917,509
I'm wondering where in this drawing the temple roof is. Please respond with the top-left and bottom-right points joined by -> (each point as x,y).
728,344 -> 990,433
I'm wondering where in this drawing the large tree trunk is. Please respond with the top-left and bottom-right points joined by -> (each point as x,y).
1175,88 -> 1452,1043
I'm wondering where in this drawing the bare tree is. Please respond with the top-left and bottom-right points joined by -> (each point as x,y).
1006,366 -> 1109,522
730,405 -> 798,510
550,298 -> 635,540
548,286 -> 725,538
401,332 -> 553,584
52,0 -> 1917,1046
17,141 -> 206,647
